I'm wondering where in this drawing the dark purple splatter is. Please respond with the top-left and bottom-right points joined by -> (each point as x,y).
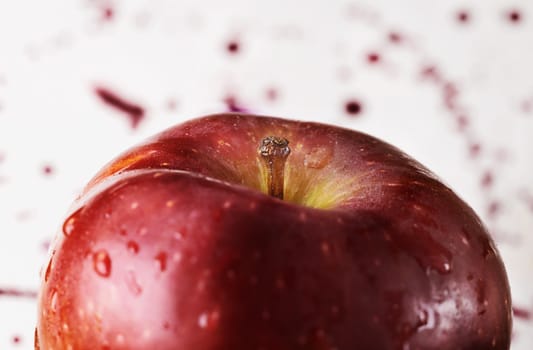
345,100 -> 363,116
94,87 -> 145,129
507,9 -> 522,23
223,95 -> 248,112
513,307 -> 531,320
226,40 -> 240,54
366,52 -> 380,64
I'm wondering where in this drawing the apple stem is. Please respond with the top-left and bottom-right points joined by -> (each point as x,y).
259,136 -> 290,200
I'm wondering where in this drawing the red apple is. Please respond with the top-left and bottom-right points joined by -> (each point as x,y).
36,113 -> 512,349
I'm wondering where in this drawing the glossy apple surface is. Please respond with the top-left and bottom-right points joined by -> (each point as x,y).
36,113 -> 512,349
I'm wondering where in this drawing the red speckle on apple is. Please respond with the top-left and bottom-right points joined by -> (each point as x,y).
127,240 -> 140,254
155,251 -> 168,272
94,87 -> 145,129
93,250 -> 112,277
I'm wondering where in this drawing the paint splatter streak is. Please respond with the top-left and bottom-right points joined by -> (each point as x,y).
0,287 -> 38,298
94,87 -> 145,129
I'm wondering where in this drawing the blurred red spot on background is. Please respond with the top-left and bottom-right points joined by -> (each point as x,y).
469,143 -> 481,158
102,7 -> 114,21
456,10 -> 470,23
487,200 -> 501,218
265,87 -> 279,101
166,99 -> 178,111
366,52 -> 380,64
226,40 -> 240,54
481,171 -> 493,188
42,165 -> 54,176
507,9 -> 522,23
345,100 -> 363,116
388,31 -> 402,43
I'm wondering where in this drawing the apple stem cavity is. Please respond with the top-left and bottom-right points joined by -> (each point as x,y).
259,136 -> 290,200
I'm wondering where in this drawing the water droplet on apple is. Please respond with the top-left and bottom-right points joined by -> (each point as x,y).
417,309 -> 429,327
62,208 -> 83,237
44,255 -> 54,282
198,312 -> 208,328
155,251 -> 167,272
304,146 -> 333,169
126,270 -> 143,296
126,241 -> 139,254
93,250 -> 112,277
197,309 -> 220,330
459,228 -> 471,246
50,289 -> 58,312
439,262 -> 452,274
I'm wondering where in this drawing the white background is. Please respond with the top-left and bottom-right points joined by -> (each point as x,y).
1,0 -> 532,349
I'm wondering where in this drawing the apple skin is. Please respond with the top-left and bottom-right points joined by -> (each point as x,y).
36,113 -> 512,349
